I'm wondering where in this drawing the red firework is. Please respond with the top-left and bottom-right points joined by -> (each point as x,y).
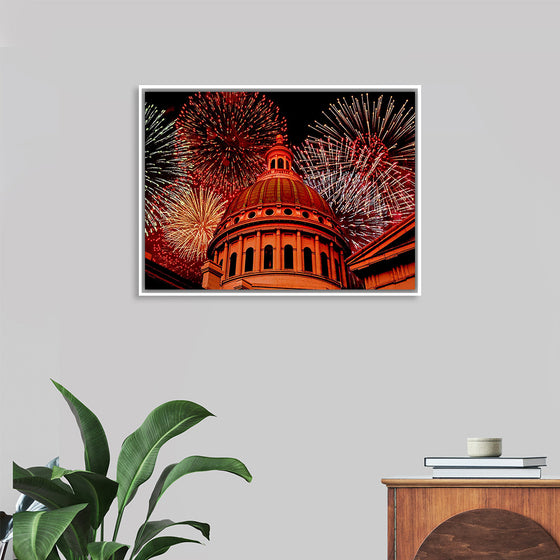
176,92 -> 287,195
145,229 -> 205,284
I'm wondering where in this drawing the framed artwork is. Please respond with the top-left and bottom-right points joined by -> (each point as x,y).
139,86 -> 420,296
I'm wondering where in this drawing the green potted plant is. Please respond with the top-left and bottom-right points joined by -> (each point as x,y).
13,380 -> 252,560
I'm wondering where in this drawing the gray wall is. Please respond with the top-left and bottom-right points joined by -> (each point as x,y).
1,1 -> 559,559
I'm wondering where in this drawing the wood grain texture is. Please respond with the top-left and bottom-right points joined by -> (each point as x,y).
384,484 -> 560,560
388,487 -> 395,560
414,508 -> 560,560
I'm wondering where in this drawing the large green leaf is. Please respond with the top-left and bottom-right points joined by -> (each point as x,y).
13,503 -> 87,560
14,464 -> 91,556
134,536 -> 201,560
25,466 -> 73,494
146,456 -> 252,520
132,519 -> 210,556
14,458 -> 61,519
52,380 -> 110,476
51,466 -> 118,530
87,541 -> 129,560
115,401 -> 213,517
14,464 -> 77,510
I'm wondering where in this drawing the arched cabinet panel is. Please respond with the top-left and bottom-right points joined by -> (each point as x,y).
414,508 -> 560,560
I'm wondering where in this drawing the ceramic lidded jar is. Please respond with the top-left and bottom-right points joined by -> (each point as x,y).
467,437 -> 502,457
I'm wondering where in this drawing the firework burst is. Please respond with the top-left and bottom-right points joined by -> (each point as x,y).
311,93 -> 415,168
301,93 -> 416,229
164,187 -> 227,260
295,139 -> 388,251
145,229 -> 204,283
144,103 -> 190,234
176,92 -> 286,195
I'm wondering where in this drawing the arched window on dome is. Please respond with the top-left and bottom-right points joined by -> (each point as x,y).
335,259 -> 341,282
286,160 -> 290,170
245,247 -> 254,273
270,159 -> 276,169
229,252 -> 237,277
303,247 -> 313,273
284,245 -> 294,269
264,245 -> 274,269
321,252 -> 329,278
278,158 -> 284,169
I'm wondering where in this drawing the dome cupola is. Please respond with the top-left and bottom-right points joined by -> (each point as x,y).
265,134 -> 293,172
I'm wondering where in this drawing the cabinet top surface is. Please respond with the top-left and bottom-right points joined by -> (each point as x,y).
382,478 -> 560,488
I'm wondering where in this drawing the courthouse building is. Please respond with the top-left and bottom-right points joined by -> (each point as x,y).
148,134 -> 415,291
202,136 -> 353,290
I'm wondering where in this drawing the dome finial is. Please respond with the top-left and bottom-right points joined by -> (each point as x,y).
276,134 -> 284,145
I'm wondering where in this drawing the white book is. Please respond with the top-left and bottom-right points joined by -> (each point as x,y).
424,456 -> 546,468
432,467 -> 542,479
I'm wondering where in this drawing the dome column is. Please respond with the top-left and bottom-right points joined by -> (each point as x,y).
238,235 -> 244,275
314,235 -> 320,275
255,231 -> 262,271
340,250 -> 348,287
276,229 -> 281,270
222,241 -> 229,277
329,243 -> 335,281
296,231 -> 302,272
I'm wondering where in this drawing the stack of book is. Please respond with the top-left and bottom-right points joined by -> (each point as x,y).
424,456 -> 547,478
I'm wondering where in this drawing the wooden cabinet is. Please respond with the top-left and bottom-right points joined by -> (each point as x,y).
382,479 -> 560,559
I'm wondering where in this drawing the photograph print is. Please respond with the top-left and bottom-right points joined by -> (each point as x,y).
141,87 -> 419,294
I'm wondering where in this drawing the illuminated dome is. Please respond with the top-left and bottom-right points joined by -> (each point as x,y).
222,175 -> 335,219
202,135 -> 351,290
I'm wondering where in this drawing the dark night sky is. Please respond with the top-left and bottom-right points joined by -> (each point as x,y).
144,89 -> 416,147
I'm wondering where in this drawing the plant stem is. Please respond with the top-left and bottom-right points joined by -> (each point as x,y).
112,510 -> 124,541
136,519 -> 148,548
